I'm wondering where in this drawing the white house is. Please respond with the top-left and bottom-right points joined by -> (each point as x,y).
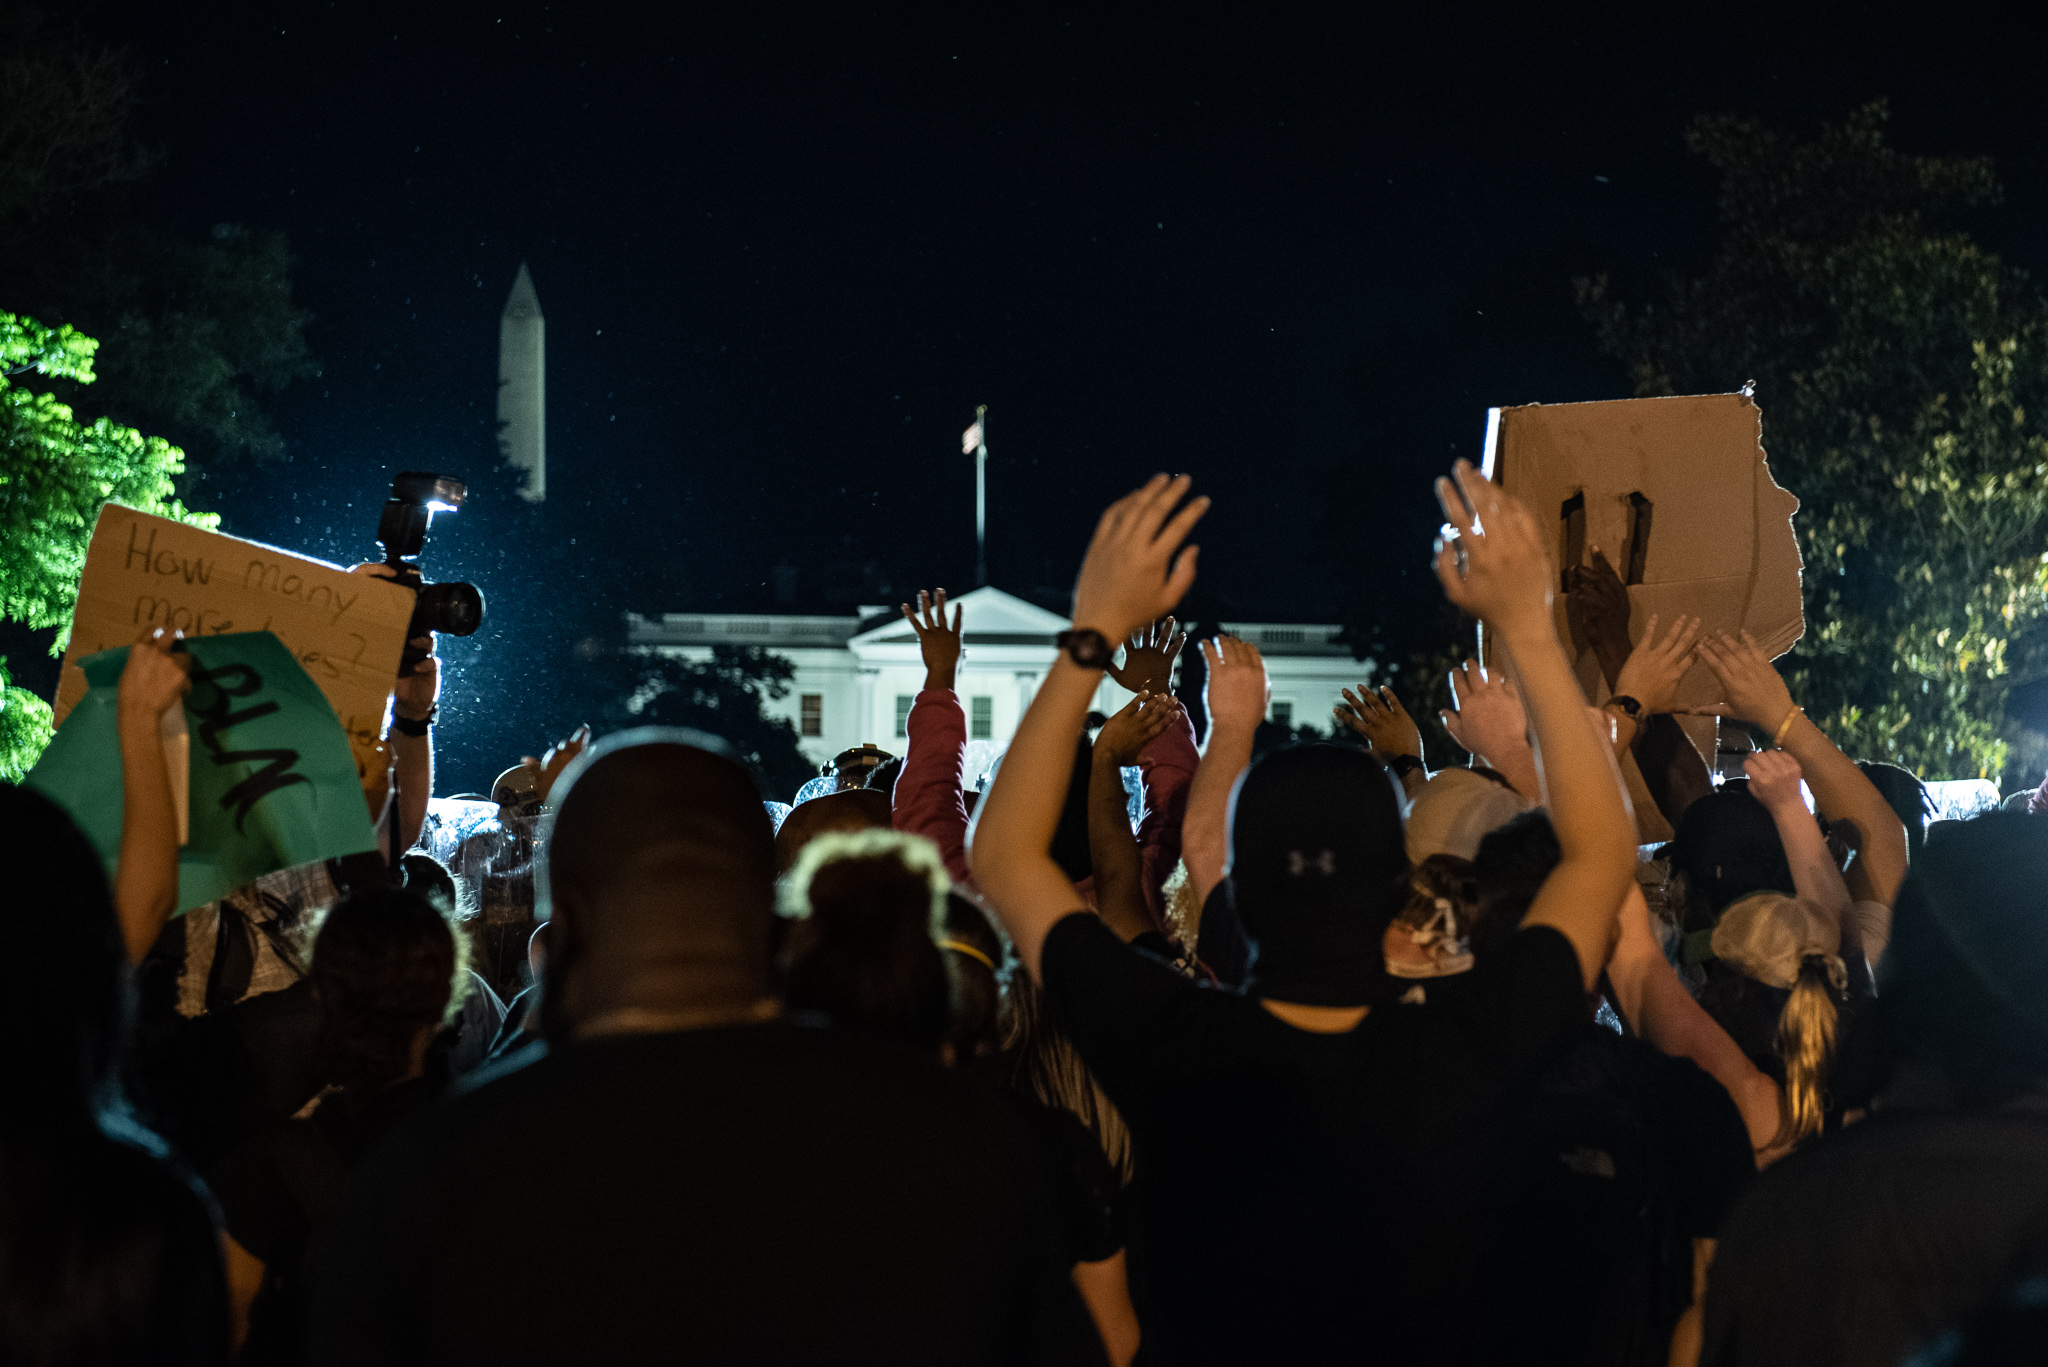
627,587 -> 1375,776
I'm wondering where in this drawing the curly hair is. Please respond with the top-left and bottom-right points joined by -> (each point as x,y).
304,887 -> 469,1094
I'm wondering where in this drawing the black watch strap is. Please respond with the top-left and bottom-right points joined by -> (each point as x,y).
1605,694 -> 1643,719
1055,628 -> 1114,670
391,705 -> 437,737
1388,753 -> 1426,779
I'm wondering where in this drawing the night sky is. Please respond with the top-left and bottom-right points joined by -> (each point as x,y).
50,0 -> 2048,784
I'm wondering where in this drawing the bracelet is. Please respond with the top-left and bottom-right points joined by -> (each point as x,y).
1772,705 -> 1801,748
391,706 -> 437,738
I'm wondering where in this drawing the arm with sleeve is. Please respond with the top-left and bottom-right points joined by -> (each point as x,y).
892,688 -> 975,889
1134,706 -> 1198,933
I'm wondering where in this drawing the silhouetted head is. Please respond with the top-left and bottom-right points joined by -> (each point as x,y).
940,892 -> 1006,1063
1857,760 -> 1934,863
0,784 -> 129,1137
309,886 -> 465,1093
540,728 -> 776,1041
779,828 -> 950,1052
1669,786 -> 1795,915
1226,744 -> 1408,1007
1472,809 -> 1564,957
1840,811 -> 2048,1109
773,788 -> 892,874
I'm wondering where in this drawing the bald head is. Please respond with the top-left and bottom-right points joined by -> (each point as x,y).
542,729 -> 776,1035
774,788 -> 892,873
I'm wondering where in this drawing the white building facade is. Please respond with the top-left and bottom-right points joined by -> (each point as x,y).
628,587 -> 1375,776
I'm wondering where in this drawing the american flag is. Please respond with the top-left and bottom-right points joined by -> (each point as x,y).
962,420 -> 983,454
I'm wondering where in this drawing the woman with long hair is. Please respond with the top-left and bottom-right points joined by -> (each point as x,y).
0,782 -> 229,1366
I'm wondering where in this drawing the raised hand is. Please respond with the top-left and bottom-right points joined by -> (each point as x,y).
1441,659 -> 1529,766
1108,617 -> 1186,696
1200,635 -> 1268,738
521,724 -> 593,807
1565,548 -> 1634,685
1610,613 -> 1702,717
1432,461 -> 1551,634
117,626 -> 192,725
900,588 -> 965,691
1743,748 -> 1806,815
1335,683 -> 1423,761
1072,474 -> 1209,645
1096,692 -> 1181,767
1689,630 -> 1797,733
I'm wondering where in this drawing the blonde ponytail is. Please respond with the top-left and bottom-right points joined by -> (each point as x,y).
1772,954 -> 1842,1150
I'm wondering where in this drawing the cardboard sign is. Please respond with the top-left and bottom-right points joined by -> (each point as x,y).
28,632 -> 381,912
1481,393 -> 1804,841
1482,391 -> 1803,703
55,506 -> 414,785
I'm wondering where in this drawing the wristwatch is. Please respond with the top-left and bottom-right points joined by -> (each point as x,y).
1604,695 -> 1643,720
391,706 -> 437,737
1055,628 -> 1115,670
1387,753 -> 1426,779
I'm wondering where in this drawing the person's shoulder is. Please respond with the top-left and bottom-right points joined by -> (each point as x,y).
94,1118 -> 224,1234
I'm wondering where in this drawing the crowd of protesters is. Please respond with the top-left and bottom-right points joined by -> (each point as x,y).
9,460 -> 2048,1366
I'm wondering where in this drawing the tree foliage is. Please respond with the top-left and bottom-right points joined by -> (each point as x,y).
0,311 -> 216,779
591,642 -> 819,802
0,16 -> 313,475
1584,102 -> 2048,779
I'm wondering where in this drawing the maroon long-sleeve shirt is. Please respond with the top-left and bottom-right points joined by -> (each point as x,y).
892,687 -> 1197,937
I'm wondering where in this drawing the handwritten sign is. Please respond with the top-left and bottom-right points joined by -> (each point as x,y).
28,632 -> 380,912
55,506 -> 415,787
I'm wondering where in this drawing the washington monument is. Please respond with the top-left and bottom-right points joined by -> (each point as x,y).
498,262 -> 545,501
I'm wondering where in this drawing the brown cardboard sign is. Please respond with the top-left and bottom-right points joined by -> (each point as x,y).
54,506 -> 415,782
1480,393 -> 1804,843
1482,391 -> 1804,711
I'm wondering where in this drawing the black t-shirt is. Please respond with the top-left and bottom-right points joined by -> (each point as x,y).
1702,1109 -> 2048,1367
999,1088 -> 1124,1267
304,1020 -> 1101,1366
1459,1023 -> 1756,1365
1039,911 -> 1588,1365
210,1080 -> 441,1365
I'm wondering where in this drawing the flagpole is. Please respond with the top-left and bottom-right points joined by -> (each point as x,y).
974,403 -> 989,587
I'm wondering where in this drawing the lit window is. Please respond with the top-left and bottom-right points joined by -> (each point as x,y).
971,695 -> 993,739
894,694 -> 914,738
1271,700 -> 1294,727
800,694 -> 823,737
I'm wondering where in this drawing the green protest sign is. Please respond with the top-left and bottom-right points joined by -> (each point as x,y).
26,631 -> 378,912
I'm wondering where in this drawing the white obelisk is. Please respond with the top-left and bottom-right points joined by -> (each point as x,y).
498,263 -> 545,502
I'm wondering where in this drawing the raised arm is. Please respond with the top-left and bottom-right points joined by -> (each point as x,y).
1440,660 -> 1541,802
1693,631 -> 1908,911
1110,617 -> 1197,915
1441,462 -> 1637,989
1606,885 -> 1782,1155
1088,693 -> 1180,942
1180,636 -> 1266,906
388,634 -> 438,855
1743,749 -> 1851,923
1334,682 -> 1428,799
114,627 -> 192,964
893,588 -> 974,884
972,475 -> 1208,977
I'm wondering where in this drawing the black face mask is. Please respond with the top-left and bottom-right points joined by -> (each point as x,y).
1227,745 -> 1410,1008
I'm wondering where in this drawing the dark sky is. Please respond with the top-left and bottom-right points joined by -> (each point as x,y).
57,0 -> 2048,779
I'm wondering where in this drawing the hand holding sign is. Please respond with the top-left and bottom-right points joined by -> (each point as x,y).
30,631 -> 381,916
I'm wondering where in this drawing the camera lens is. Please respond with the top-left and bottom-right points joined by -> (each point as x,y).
413,581 -> 485,637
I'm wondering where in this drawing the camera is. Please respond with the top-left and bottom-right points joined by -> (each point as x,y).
377,471 -> 485,674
